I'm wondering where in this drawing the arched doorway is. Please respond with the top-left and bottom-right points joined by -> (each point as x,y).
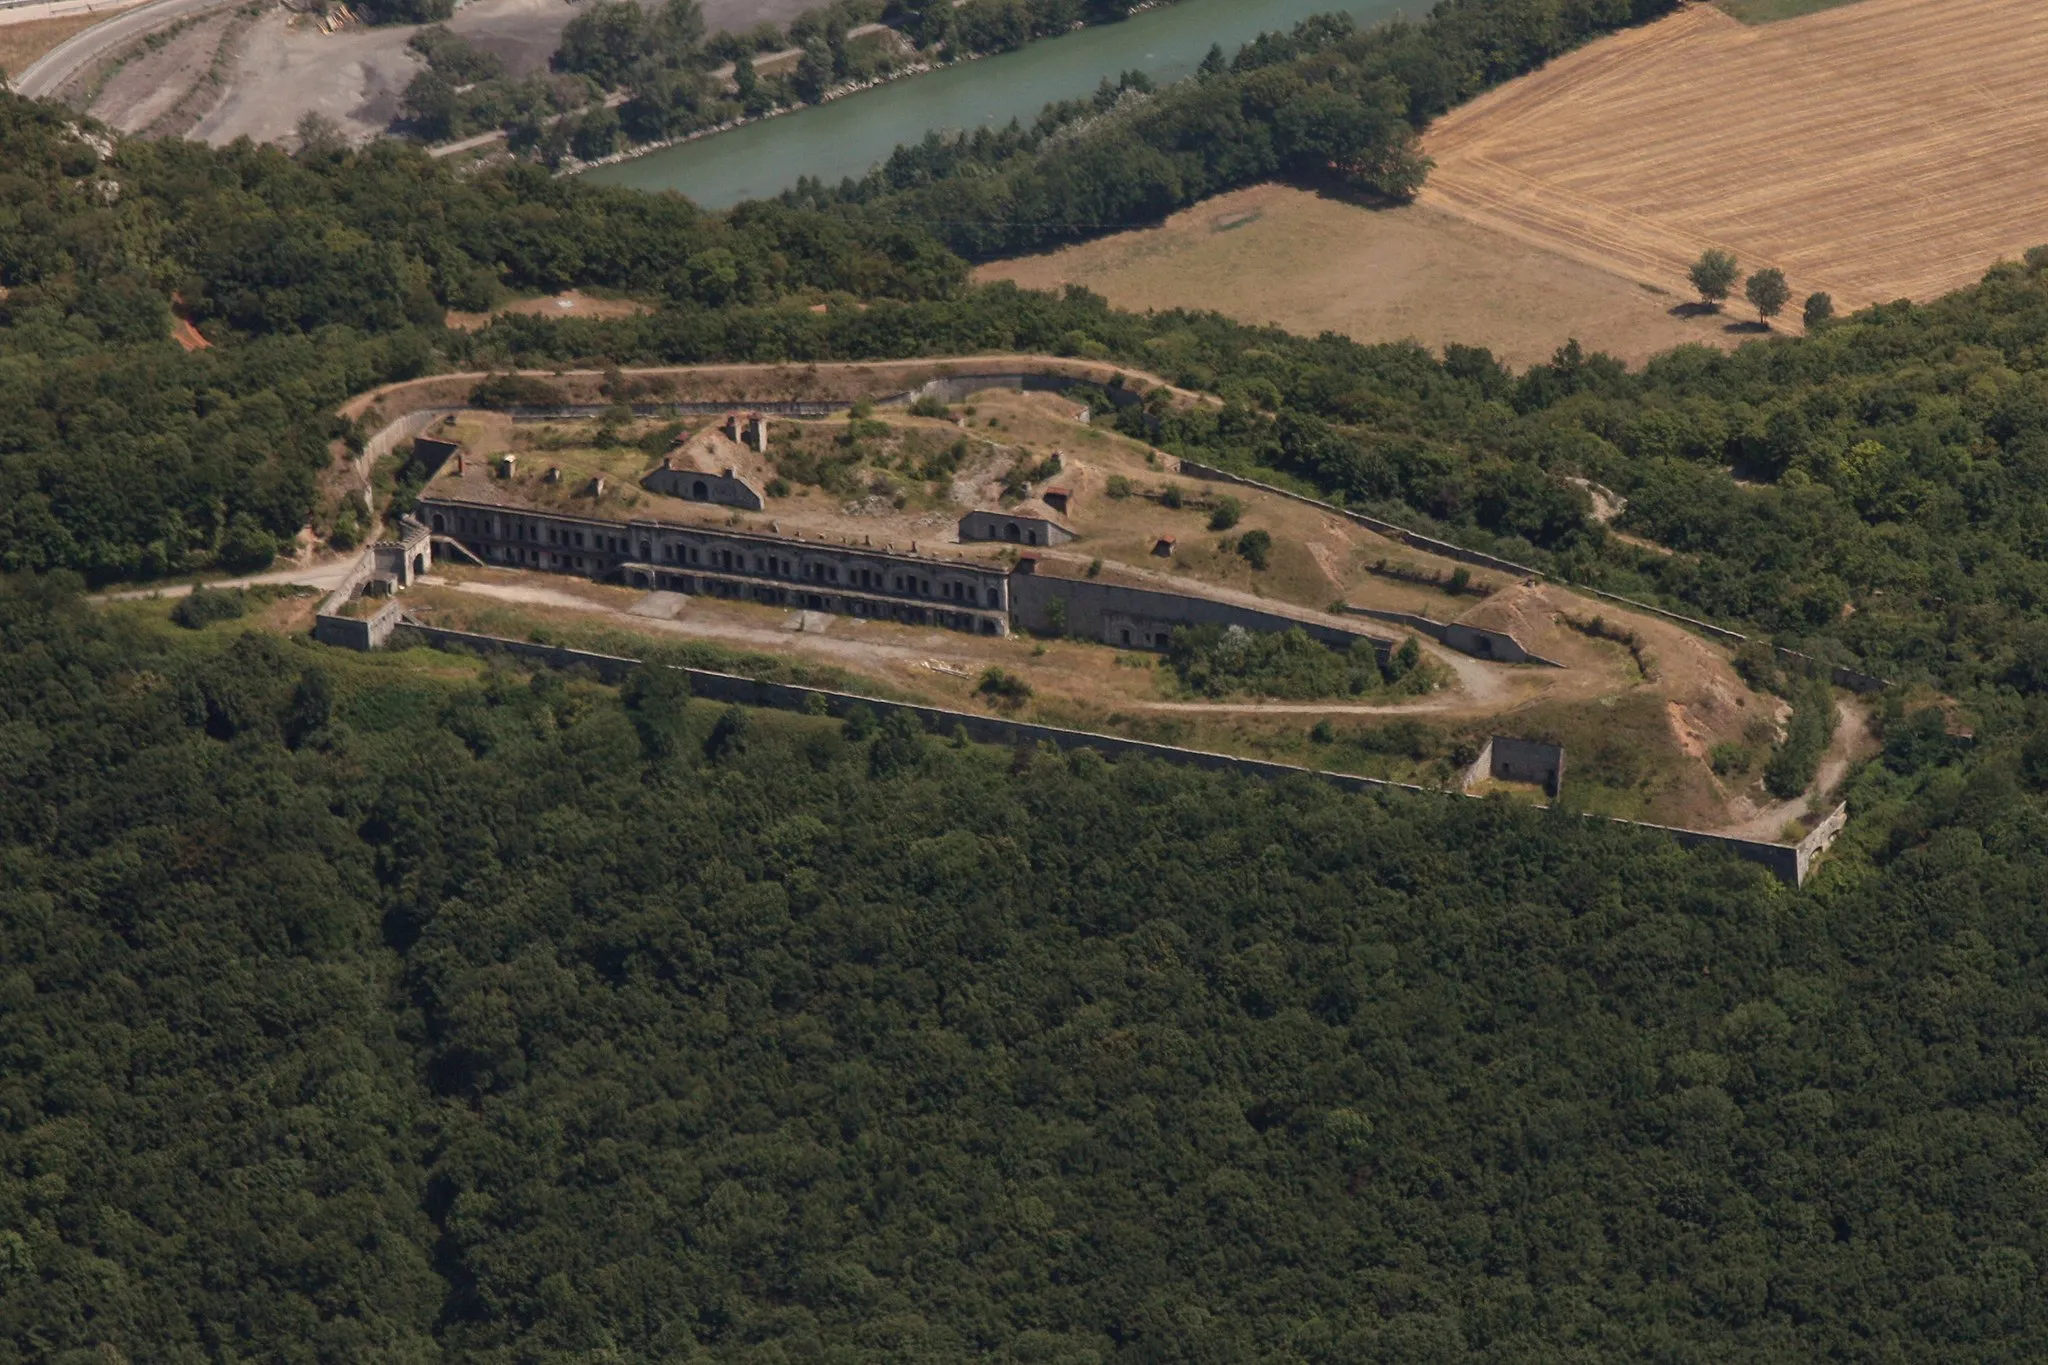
413,554 -> 426,577
1004,522 -> 1020,542
431,514 -> 444,532
692,480 -> 709,500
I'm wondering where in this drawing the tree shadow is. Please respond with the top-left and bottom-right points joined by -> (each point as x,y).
1305,178 -> 1411,212
1668,301 -> 1722,319
1724,320 -> 1773,335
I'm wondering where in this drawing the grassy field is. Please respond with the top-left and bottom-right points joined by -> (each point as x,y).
1421,0 -> 2048,313
0,10 -> 108,76
977,185 -> 1737,370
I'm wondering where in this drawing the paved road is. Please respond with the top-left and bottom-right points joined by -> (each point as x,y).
12,0 -> 236,98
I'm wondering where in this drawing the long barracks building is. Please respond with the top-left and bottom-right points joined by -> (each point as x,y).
419,492 -> 1014,636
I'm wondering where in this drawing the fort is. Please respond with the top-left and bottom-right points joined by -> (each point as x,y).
307,364 -> 1871,889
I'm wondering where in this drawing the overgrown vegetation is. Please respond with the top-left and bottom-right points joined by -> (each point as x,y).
1164,623 -> 1425,701
1765,675 -> 1841,798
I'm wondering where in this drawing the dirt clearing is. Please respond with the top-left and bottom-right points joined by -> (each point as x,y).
1421,0 -> 2048,314
86,9 -> 238,136
445,289 -> 654,332
977,184 -> 1735,370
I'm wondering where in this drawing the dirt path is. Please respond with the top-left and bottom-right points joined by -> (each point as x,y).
1716,700 -> 1874,840
430,578 -> 966,675
99,554 -> 363,602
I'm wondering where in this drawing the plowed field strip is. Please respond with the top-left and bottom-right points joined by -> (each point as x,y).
1421,0 -> 2048,312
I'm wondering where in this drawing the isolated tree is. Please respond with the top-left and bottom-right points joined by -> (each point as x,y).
649,0 -> 705,55
1745,267 -> 1790,324
294,112 -> 347,160
554,0 -> 647,87
793,37 -> 833,103
1689,249 -> 1739,307
1803,291 -> 1835,329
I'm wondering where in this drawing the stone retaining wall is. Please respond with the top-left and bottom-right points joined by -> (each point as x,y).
370,622 -> 1843,886
1343,606 -> 1563,668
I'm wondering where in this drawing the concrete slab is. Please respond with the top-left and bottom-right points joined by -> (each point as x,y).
626,591 -> 688,620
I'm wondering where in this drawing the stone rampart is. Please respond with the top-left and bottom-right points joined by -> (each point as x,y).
908,371 -> 1144,409
367,623 -> 1844,886
1343,606 -> 1563,667
313,597 -> 405,651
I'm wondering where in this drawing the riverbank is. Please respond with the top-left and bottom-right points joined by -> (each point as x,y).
582,0 -> 1406,207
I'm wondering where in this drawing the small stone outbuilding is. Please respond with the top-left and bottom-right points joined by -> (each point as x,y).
958,501 -> 1077,547
642,425 -> 768,511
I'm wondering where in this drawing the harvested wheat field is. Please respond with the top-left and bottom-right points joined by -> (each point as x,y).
977,184 -> 1737,369
1422,0 -> 2048,315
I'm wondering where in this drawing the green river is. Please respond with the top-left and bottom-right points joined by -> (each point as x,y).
582,0 -> 1412,208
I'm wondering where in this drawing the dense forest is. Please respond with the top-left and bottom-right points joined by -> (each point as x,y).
2,580 -> 2041,1361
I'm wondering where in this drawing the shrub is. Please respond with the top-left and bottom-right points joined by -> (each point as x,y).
704,704 -> 751,762
1208,496 -> 1242,532
1709,742 -> 1750,777
171,586 -> 247,629
1236,529 -> 1273,570
1167,625 -> 1384,700
469,373 -> 564,409
1159,483 -> 1184,509
976,667 -> 1033,709
1106,475 -> 1132,500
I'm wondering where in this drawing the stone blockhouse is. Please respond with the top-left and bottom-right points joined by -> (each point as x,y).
1466,736 -> 1566,796
641,427 -> 768,511
959,502 -> 1077,547
419,493 -> 1011,635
